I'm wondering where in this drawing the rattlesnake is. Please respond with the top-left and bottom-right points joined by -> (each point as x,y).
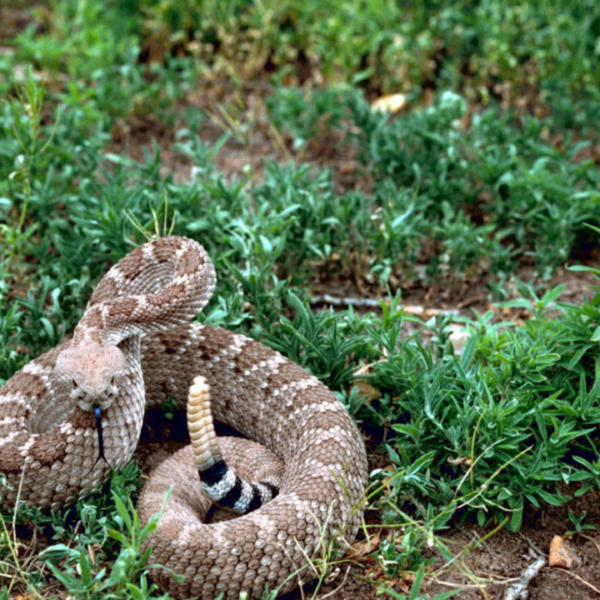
0,236 -> 368,598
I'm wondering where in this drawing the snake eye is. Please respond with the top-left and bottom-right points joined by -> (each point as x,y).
72,379 -> 79,390
110,375 -> 116,387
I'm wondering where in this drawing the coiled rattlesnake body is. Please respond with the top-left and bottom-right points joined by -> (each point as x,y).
0,236 -> 368,598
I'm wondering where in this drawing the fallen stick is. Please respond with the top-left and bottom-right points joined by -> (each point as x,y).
310,294 -> 460,315
555,568 -> 600,596
502,556 -> 546,600
580,533 -> 600,558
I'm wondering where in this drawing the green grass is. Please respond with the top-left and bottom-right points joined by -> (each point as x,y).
2,1 -> 600,598
10,0 -> 600,124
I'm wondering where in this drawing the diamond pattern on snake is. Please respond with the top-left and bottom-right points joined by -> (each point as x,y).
0,236 -> 368,599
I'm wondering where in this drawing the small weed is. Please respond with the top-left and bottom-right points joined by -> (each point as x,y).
377,564 -> 461,599
565,512 -> 596,537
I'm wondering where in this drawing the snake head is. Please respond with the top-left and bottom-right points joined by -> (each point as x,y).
56,341 -> 127,411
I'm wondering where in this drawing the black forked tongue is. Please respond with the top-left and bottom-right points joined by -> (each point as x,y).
92,405 -> 113,470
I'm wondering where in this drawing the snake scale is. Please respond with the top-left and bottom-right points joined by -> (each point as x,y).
0,236 -> 368,599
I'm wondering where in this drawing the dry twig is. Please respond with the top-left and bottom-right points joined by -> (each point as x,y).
502,556 -> 546,600
580,533 -> 600,558
555,568 -> 600,596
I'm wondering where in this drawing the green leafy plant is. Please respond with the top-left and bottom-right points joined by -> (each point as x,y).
42,482 -> 178,599
565,512 -> 596,537
377,564 -> 461,599
2,1 -> 600,596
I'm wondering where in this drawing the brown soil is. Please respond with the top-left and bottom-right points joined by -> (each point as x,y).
311,504 -> 600,599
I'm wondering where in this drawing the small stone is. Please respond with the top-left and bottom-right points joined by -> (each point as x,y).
371,93 -> 408,114
549,535 -> 574,569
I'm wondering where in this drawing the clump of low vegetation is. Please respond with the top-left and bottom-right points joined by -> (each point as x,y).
1,0 -> 600,598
